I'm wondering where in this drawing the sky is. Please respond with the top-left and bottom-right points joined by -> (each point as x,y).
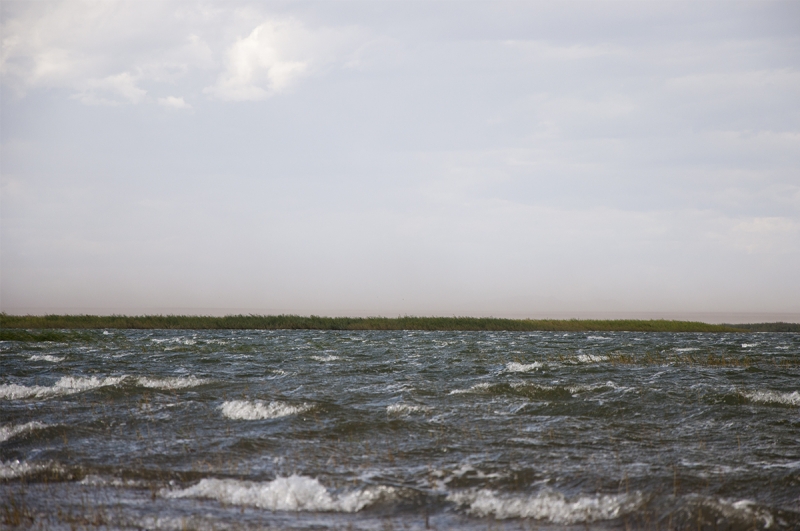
1,1 -> 799,321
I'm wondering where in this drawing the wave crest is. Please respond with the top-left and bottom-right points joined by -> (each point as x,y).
219,400 -> 311,420
164,475 -> 393,512
447,489 -> 642,523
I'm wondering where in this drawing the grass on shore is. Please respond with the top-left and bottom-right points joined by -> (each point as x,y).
0,313 -> 763,333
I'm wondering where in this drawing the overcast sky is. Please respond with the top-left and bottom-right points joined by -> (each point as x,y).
1,1 -> 799,320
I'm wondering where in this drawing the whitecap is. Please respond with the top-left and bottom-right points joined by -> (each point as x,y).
136,376 -> 207,390
505,362 -> 542,373
702,498 -> 774,529
575,354 -> 607,363
447,489 -> 643,523
80,474 -> 147,488
163,475 -> 393,512
219,400 -> 311,420
29,354 -> 65,362
0,376 -> 126,400
675,348 -> 699,353
566,381 -> 620,394
386,403 -> 428,415
741,343 -> 757,348
311,355 -> 340,362
0,460 -> 49,479
587,336 -> 612,341
741,390 -> 799,406
0,421 -> 49,442
450,382 -> 492,395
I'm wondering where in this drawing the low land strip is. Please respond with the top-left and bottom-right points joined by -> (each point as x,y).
3,313 -> 795,333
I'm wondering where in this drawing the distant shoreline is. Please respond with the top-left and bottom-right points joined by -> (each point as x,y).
1,313 -> 798,333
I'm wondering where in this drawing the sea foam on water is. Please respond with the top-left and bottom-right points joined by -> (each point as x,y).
447,489 -> 643,523
741,389 -> 800,406
219,400 -> 311,420
164,475 -> 393,512
0,376 -> 126,399
0,421 -> 48,442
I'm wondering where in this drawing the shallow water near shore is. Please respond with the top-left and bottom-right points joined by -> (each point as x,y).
2,330 -> 799,530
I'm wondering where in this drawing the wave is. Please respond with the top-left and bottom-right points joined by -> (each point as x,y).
505,362 -> 542,373
450,382 -> 492,395
311,355 -> 340,362
0,421 -> 49,442
575,354 -> 607,363
450,381 -> 619,400
0,376 -> 125,400
0,460 -> 50,479
447,489 -> 642,523
219,400 -> 311,420
0,375 -> 208,399
386,403 -> 428,415
135,376 -> 208,390
29,354 -> 65,362
163,475 -> 393,512
741,390 -> 799,406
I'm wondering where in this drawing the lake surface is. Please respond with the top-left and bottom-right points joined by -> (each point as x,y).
2,330 -> 799,530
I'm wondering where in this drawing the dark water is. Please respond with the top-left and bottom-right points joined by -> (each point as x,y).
1,330 -> 799,530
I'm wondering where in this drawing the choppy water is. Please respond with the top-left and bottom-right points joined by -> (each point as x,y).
2,330 -> 799,530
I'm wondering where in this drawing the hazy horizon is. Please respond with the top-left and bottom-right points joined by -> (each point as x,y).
2,1 -> 799,319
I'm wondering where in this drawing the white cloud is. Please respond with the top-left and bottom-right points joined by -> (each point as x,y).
158,95 -> 191,110
74,72 -> 147,105
203,20 -> 310,101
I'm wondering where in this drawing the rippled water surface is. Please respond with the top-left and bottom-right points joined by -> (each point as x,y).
2,330 -> 799,530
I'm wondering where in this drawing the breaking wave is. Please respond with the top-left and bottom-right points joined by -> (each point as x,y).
219,400 -> 311,420
311,355 -> 340,362
135,376 -> 208,390
741,390 -> 799,406
0,376 -> 126,400
0,375 -> 207,399
575,354 -> 607,363
447,489 -> 643,522
0,421 -> 49,442
163,475 -> 393,512
505,362 -> 542,373
0,460 -> 51,479
29,354 -> 65,362
386,403 -> 428,415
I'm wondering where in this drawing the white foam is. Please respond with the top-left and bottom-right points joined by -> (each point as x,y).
80,474 -> 147,488
587,336 -> 612,341
136,376 -> 207,390
450,382 -> 492,395
29,354 -> 65,362
575,354 -> 607,363
386,403 -> 428,415
741,343 -> 757,348
741,390 -> 799,406
311,355 -> 340,362
219,400 -> 311,420
703,498 -> 774,529
447,489 -> 642,523
163,475 -> 393,512
0,376 -> 125,400
566,381 -> 620,394
0,421 -> 49,442
505,362 -> 543,373
675,348 -> 699,352
0,460 -> 49,479
151,337 -> 196,346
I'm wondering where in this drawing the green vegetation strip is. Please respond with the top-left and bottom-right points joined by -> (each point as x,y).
0,313 -> 767,333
